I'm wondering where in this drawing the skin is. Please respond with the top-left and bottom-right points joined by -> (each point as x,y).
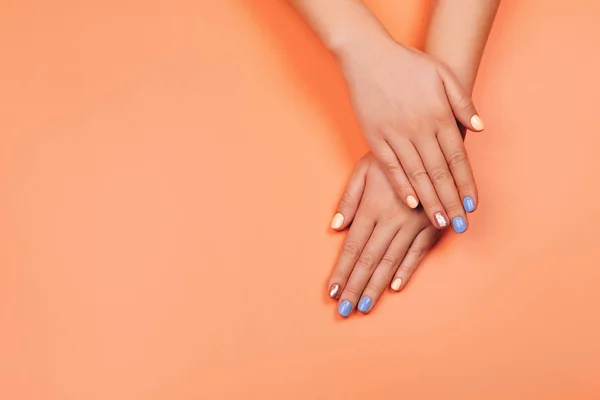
328,153 -> 441,314
290,0 -> 485,232
320,0 -> 501,315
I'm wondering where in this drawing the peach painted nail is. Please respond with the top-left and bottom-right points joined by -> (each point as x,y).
406,195 -> 419,209
470,114 -> 485,131
391,278 -> 403,291
434,212 -> 448,228
330,213 -> 344,230
329,284 -> 341,299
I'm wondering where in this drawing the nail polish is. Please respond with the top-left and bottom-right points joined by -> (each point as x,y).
452,216 -> 467,233
329,284 -> 341,299
434,212 -> 448,228
338,300 -> 352,317
463,196 -> 476,213
331,213 -> 344,230
391,277 -> 403,291
406,195 -> 419,209
357,296 -> 372,313
470,114 -> 485,131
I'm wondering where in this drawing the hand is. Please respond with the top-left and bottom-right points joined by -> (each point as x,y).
337,34 -> 481,233
328,153 -> 441,317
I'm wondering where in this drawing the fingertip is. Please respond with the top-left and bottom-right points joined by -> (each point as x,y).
434,212 -> 449,229
463,196 -> 476,213
406,195 -> 419,209
330,213 -> 344,230
470,114 -> 485,131
451,216 -> 468,234
391,277 -> 403,291
357,296 -> 372,313
328,283 -> 341,299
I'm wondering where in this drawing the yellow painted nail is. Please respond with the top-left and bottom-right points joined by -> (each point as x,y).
406,195 -> 419,209
330,213 -> 344,229
470,114 -> 485,131
391,277 -> 403,291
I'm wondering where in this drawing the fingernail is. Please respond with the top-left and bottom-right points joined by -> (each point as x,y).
434,212 -> 448,228
406,195 -> 419,209
391,277 -> 403,291
452,216 -> 467,233
331,213 -> 344,230
470,114 -> 485,131
328,284 -> 341,299
357,296 -> 372,313
463,196 -> 476,213
338,300 -> 352,317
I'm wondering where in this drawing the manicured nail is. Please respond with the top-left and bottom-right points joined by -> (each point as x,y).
331,213 -> 344,230
357,296 -> 372,313
328,284 -> 341,299
406,195 -> 419,209
338,300 -> 352,317
470,114 -> 485,131
391,277 -> 403,291
434,212 -> 448,228
452,216 -> 467,233
463,196 -> 476,213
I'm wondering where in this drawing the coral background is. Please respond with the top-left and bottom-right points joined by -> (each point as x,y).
1,0 -> 599,398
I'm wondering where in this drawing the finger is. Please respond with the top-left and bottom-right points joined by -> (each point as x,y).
358,226 -> 415,313
415,135 -> 469,234
437,119 -> 479,214
436,63 -> 484,132
374,141 -> 419,209
391,226 -> 441,291
388,137 -> 449,229
330,157 -> 369,231
338,222 -> 399,316
327,216 -> 375,301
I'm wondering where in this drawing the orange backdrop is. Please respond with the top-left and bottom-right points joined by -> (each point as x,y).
2,0 -> 600,399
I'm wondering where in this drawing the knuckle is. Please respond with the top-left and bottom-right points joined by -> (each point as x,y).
355,253 -> 376,272
343,285 -> 362,297
423,198 -> 441,211
384,160 -> 403,173
406,246 -> 425,262
447,151 -> 469,169
405,116 -> 424,133
379,253 -> 398,270
409,167 -> 428,182
445,201 -> 464,215
365,282 -> 383,295
456,97 -> 475,113
399,183 -> 413,193
435,113 -> 455,127
457,180 -> 476,194
338,192 -> 355,212
430,166 -> 452,184
342,241 -> 362,260
397,262 -> 415,276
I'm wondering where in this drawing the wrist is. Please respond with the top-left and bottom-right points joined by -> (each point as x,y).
330,27 -> 396,75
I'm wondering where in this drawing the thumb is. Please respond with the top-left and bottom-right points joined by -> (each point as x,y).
437,64 -> 485,132
331,156 -> 368,231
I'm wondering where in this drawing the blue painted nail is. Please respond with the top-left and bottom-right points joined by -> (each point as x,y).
452,216 -> 467,233
463,196 -> 476,213
357,296 -> 372,313
338,300 -> 352,317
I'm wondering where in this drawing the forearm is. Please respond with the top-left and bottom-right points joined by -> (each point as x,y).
288,0 -> 391,62
425,0 -> 500,94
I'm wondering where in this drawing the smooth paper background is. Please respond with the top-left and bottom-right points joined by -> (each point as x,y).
1,0 -> 599,398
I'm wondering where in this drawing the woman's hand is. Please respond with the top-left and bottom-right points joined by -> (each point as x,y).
328,153 -> 442,317
336,35 -> 481,233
